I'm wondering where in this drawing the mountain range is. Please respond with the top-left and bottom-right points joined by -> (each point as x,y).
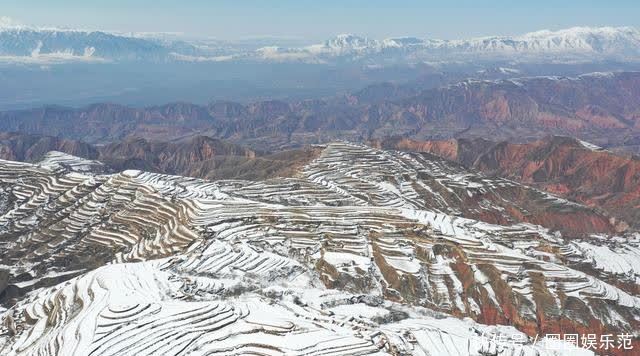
1,19 -> 640,354
0,132 -> 323,180
1,71 -> 640,152
2,129 -> 638,232
3,18 -> 640,112
1,21 -> 639,64
258,27 -> 640,63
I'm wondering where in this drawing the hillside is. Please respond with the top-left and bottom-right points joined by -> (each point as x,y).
0,143 -> 638,355
377,135 -> 640,229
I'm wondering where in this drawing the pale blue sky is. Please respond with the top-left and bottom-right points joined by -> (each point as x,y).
3,0 -> 638,40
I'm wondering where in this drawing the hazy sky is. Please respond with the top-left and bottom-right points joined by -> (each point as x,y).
3,0 -> 639,41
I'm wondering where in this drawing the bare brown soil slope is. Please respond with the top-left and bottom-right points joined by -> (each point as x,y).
378,135 -> 640,229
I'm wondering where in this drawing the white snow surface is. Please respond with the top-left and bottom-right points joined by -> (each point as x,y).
1,142 -> 638,355
0,22 -> 638,64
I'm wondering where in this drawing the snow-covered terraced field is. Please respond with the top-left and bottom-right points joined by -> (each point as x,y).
0,142 -> 638,355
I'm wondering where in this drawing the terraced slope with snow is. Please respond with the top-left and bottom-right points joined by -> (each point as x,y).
0,142 -> 638,355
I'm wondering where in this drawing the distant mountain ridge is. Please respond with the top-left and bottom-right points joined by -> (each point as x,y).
0,22 -> 638,64
286,27 -> 640,62
0,132 -> 321,180
1,71 -> 640,152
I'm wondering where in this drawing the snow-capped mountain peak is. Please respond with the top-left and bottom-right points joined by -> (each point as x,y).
0,22 -> 183,63
306,26 -> 640,61
507,26 -> 640,53
381,37 -> 424,48
0,24 -> 638,64
324,33 -> 373,49
520,26 -> 639,39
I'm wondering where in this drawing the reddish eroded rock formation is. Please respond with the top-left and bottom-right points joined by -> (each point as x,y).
371,137 -> 460,162
2,72 -> 640,151
380,135 -> 640,230
98,135 -> 256,175
0,132 -> 323,180
0,131 -> 98,162
445,246 -> 640,356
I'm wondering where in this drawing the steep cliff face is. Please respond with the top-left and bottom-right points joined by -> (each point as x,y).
379,135 -> 640,230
